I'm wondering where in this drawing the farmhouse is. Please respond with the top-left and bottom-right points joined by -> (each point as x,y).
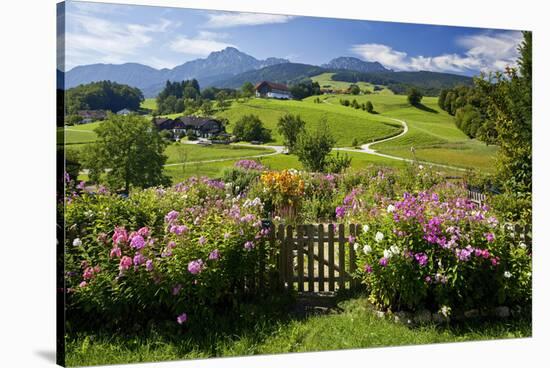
77,110 -> 108,123
254,81 -> 292,99
153,116 -> 225,139
116,108 -> 133,116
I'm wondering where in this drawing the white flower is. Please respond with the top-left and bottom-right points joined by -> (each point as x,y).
440,305 -> 451,317
375,231 -> 384,243
363,244 -> 372,255
387,204 -> 396,213
383,249 -> 392,259
72,238 -> 82,247
504,271 -> 512,278
390,245 -> 400,256
353,243 -> 360,252
362,224 -> 370,232
418,165 -> 424,170
519,242 -> 527,249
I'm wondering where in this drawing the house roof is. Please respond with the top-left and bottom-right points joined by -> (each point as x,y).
254,81 -> 290,92
176,116 -> 222,130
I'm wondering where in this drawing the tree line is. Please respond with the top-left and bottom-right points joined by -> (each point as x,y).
65,80 -> 144,115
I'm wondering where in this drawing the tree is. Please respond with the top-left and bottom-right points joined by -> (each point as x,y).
295,118 -> 335,172
366,101 -> 374,113
289,80 -> 321,100
475,31 -> 532,221
66,81 -> 143,114
82,115 -> 170,194
407,88 -> 423,106
65,114 -> 83,126
277,113 -> 306,153
348,84 -> 360,95
216,91 -> 230,110
241,82 -> 255,98
232,114 -> 272,142
201,100 -> 213,115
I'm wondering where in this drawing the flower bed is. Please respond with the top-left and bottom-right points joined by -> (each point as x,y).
347,187 -> 531,317
64,177 -> 275,329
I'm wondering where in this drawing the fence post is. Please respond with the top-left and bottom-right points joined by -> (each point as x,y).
286,225 -> 294,290
277,224 -> 285,289
297,225 -> 304,292
338,224 -> 345,289
307,224 -> 315,292
328,224 -> 335,291
318,224 -> 325,292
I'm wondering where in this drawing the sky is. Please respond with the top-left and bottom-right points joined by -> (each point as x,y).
60,0 -> 525,76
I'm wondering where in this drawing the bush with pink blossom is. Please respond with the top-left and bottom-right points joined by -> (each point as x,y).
64,176 -> 275,329
351,188 -> 532,316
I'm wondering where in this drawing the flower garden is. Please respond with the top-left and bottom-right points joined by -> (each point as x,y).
63,160 -> 532,364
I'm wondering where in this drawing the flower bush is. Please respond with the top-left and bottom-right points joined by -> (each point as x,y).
64,176 -> 275,329
351,188 -> 531,315
258,170 -> 305,220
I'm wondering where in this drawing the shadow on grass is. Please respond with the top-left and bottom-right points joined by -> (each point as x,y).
414,103 -> 439,113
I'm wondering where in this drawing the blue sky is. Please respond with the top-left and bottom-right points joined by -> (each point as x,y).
61,1 -> 524,75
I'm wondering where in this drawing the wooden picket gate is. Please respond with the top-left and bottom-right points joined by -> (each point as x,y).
268,224 -> 361,293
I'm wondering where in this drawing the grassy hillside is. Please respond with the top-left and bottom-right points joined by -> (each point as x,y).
322,94 -> 497,170
311,72 -> 393,95
216,97 -> 402,147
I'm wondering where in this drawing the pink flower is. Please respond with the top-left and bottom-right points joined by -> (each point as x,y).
208,249 -> 220,260
82,267 -> 95,280
137,227 -> 150,237
425,276 -> 432,283
145,259 -> 154,272
188,259 -> 204,275
244,241 -> 254,251
348,235 -> 356,245
364,264 -> 373,273
79,281 -> 87,288
491,257 -> 500,266
130,235 -> 146,250
170,225 -> 188,235
119,256 -> 132,271
165,210 -> 179,223
112,227 -> 128,245
133,253 -> 145,266
167,241 -> 176,249
485,232 -> 495,243
379,257 -> 388,267
176,312 -> 187,324
414,252 -> 429,267
172,284 -> 182,295
198,236 -> 207,245
110,247 -> 121,258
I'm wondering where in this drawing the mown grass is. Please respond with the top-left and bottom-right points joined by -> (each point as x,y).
311,72 -> 393,95
140,98 -> 157,111
216,97 -> 401,147
65,296 -> 531,367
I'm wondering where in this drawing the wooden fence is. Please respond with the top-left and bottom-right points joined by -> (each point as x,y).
268,223 -> 362,293
467,190 -> 487,206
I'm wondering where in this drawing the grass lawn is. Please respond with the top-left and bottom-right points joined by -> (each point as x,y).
311,72 -> 393,95
322,94 -> 498,171
65,296 -> 531,366
140,98 -> 157,111
60,121 -> 102,144
216,97 -> 402,147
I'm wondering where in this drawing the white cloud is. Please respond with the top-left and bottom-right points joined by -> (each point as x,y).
204,12 -> 295,28
169,32 -> 236,56
351,31 -> 523,73
65,13 -> 177,69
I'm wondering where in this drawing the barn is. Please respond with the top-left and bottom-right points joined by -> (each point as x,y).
254,81 -> 292,99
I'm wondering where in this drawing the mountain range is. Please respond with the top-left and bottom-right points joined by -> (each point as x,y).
64,47 -> 470,97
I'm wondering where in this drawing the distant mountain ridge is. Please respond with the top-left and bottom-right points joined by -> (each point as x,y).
65,47 -> 472,97
322,57 -> 390,73
65,47 -> 290,97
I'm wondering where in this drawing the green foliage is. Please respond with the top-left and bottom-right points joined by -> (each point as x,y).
156,80 -> 201,114
326,152 -> 352,174
277,113 -> 306,153
295,118 -> 335,172
65,147 -> 82,182
216,91 -> 230,110
241,81 -> 255,98
232,114 -> 272,142
221,167 -> 262,196
365,101 -> 374,113
407,87 -> 423,106
66,81 -> 143,114
289,79 -> 321,100
82,115 -> 170,193
348,84 -> 361,95
474,31 -> 531,222
201,100 -> 213,115
65,114 -> 83,126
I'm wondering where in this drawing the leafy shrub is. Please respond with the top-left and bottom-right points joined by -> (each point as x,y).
65,177 -> 275,331
351,189 -> 531,315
